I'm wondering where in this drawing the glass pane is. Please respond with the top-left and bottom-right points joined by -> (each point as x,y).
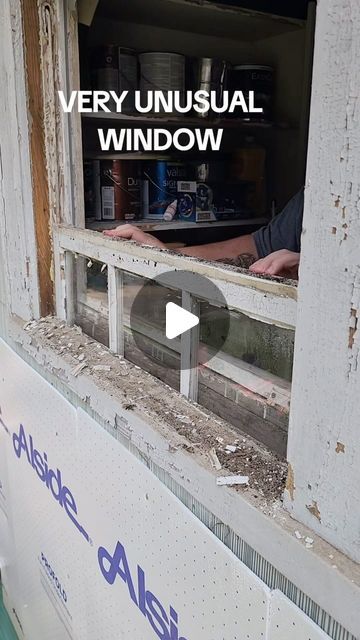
198,301 -> 293,456
74,257 -> 109,347
122,272 -> 181,391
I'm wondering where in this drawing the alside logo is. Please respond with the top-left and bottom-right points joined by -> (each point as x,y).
98,540 -> 189,640
40,552 -> 68,603
13,424 -> 90,543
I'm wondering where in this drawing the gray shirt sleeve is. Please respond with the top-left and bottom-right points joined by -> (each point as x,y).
252,189 -> 304,259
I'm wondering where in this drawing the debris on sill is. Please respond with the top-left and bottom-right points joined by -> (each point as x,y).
71,362 -> 88,377
208,448 -> 222,471
216,474 -> 249,487
23,316 -> 288,510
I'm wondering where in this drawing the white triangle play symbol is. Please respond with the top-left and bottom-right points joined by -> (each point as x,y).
166,302 -> 199,340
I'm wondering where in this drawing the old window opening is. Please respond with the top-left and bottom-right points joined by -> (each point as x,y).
51,0 -> 315,456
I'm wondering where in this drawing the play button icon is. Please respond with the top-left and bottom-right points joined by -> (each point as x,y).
166,302 -> 199,340
129,269 -> 230,372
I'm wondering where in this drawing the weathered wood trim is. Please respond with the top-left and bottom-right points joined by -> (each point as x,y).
285,0 -> 360,564
180,291 -> 200,401
0,0 -> 40,321
108,265 -> 125,355
21,0 -> 53,315
54,225 -> 298,329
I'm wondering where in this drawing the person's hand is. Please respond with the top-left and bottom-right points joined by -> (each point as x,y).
103,224 -> 166,249
249,249 -> 300,278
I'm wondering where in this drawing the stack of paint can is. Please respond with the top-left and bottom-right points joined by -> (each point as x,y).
84,160 -> 101,220
92,46 -> 119,111
118,48 -> 138,113
139,52 -> 185,113
84,160 -> 142,221
190,57 -> 227,119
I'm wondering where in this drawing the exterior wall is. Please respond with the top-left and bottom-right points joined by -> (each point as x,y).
285,0 -> 360,563
0,340 -> 340,640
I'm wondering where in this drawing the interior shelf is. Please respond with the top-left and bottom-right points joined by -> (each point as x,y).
87,216 -> 269,232
82,112 -> 276,129
96,0 -> 305,42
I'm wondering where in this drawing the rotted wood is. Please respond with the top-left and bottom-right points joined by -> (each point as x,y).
21,0 -> 53,315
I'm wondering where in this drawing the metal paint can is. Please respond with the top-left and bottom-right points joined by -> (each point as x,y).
100,160 -> 141,221
139,52 -> 185,113
228,64 -> 274,122
192,160 -> 226,184
191,57 -> 227,118
92,45 -> 119,111
118,48 -> 138,113
142,160 -> 187,218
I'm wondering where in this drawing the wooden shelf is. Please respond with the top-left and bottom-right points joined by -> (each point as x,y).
82,112 -> 275,129
97,0 -> 305,42
86,217 -> 268,232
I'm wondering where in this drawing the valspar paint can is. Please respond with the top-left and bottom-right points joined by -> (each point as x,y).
142,161 -> 187,218
118,48 -> 138,113
228,65 -> 274,122
92,45 -> 119,111
101,160 -> 141,221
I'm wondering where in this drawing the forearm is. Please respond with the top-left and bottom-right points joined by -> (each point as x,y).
177,234 -> 258,260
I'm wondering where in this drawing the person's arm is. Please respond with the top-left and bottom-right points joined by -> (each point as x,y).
178,234 -> 258,259
104,225 -> 258,260
249,249 -> 300,278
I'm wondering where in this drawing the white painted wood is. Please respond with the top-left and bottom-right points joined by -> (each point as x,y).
180,291 -> 199,401
204,350 -> 291,412
65,251 -> 76,324
63,0 -> 86,228
285,0 -> 360,564
0,0 -> 40,321
55,225 -> 298,329
38,0 -> 84,228
108,266 -> 125,355
53,230 -> 67,320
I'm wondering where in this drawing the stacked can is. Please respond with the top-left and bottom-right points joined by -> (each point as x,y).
139,52 -> 185,113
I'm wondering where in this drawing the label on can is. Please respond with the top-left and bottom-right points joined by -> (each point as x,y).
101,186 -> 115,220
143,162 -> 187,218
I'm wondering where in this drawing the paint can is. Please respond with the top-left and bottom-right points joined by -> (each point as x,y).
230,138 -> 266,214
100,160 -> 141,221
139,52 -> 185,113
83,160 -> 101,220
92,45 -> 119,111
192,160 -> 226,184
190,58 -> 227,118
228,65 -> 274,122
118,48 -> 138,113
142,160 -> 187,218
